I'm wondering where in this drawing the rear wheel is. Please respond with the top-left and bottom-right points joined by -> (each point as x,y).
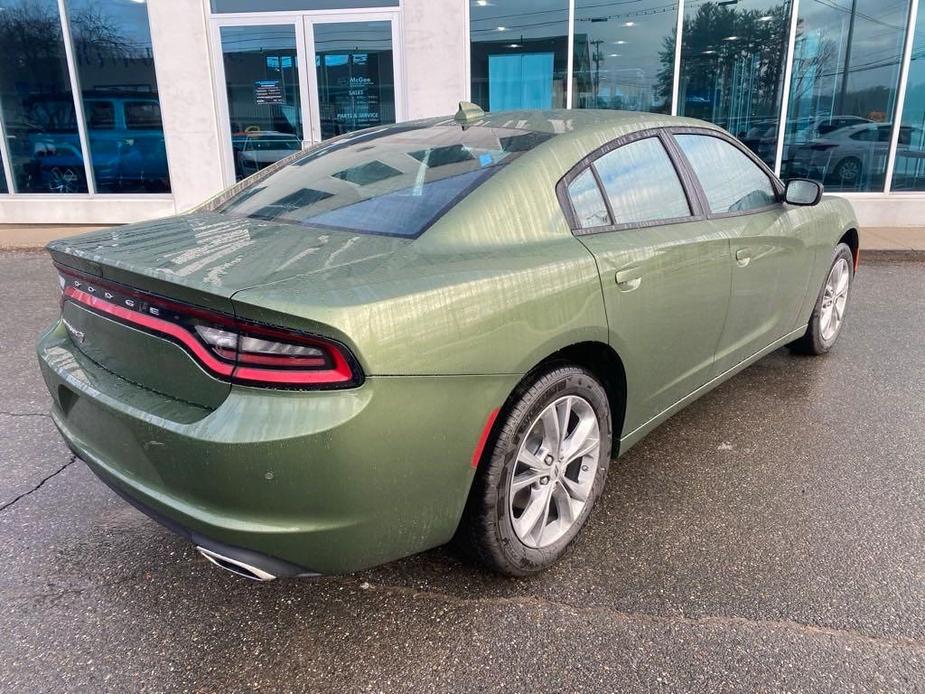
832,157 -> 862,186
790,243 -> 854,355
47,166 -> 84,194
457,366 -> 613,576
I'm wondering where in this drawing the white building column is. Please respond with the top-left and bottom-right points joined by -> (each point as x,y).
401,0 -> 468,119
147,0 -> 226,213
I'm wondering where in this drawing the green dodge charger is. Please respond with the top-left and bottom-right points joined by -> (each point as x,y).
38,106 -> 858,579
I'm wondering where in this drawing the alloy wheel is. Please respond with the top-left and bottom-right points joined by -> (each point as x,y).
820,257 -> 850,341
509,395 -> 601,549
48,167 -> 82,194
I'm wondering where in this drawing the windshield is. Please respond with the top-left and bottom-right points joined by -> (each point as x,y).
218,123 -> 553,237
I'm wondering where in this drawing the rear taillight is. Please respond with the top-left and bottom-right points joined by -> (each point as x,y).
56,264 -> 361,389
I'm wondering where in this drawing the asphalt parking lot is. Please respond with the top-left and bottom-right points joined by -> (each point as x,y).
1,250 -> 923,693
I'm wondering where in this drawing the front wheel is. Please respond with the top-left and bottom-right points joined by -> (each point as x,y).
456,366 -> 613,576
790,243 -> 854,355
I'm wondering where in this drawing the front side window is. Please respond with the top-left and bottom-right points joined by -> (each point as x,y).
593,137 -> 690,225
566,168 -> 610,229
219,124 -> 553,237
676,134 -> 777,214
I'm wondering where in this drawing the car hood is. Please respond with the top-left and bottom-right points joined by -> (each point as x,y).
47,211 -> 412,306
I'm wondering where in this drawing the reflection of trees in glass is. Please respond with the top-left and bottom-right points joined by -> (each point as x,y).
787,18 -> 899,123
0,2 -> 132,75
657,1 -> 789,130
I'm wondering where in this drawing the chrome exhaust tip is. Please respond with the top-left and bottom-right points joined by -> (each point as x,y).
196,546 -> 277,581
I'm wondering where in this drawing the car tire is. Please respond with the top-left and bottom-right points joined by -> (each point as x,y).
790,243 -> 854,355
456,365 -> 613,576
832,157 -> 862,186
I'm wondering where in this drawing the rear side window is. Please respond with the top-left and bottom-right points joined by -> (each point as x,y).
593,137 -> 690,225
675,134 -> 777,214
567,168 -> 610,229
219,124 -> 553,237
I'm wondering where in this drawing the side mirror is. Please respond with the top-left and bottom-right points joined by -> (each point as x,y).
784,178 -> 823,206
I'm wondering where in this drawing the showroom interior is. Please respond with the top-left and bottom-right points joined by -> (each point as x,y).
0,0 -> 923,227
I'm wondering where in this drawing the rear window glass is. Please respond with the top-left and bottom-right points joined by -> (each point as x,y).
218,124 -> 553,237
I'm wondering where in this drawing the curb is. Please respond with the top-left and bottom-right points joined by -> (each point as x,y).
862,249 -> 925,261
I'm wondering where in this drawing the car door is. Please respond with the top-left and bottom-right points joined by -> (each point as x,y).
670,130 -> 814,375
559,130 -> 732,435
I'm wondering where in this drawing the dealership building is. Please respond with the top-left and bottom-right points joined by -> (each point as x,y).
1,0 -> 924,227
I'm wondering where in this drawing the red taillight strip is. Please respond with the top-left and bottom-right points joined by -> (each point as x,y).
471,408 -> 500,468
64,286 -> 234,377
213,346 -> 327,368
63,285 -> 354,386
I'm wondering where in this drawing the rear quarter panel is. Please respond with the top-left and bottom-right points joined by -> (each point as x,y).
230,237 -> 608,377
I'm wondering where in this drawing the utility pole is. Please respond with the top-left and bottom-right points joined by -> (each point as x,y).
591,39 -> 604,98
838,0 -> 858,115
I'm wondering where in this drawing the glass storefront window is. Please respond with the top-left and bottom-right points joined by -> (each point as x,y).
313,21 -> 395,140
66,0 -> 170,193
781,0 -> 910,191
0,0 -> 88,193
572,0 -> 679,113
220,25 -> 303,181
470,0 -> 569,111
0,150 -> 7,193
892,5 -> 925,190
677,0 -> 792,167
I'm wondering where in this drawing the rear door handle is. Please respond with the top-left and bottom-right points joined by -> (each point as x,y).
615,267 -> 642,291
735,248 -> 752,267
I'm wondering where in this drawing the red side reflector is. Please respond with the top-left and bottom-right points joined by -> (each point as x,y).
471,408 -> 500,468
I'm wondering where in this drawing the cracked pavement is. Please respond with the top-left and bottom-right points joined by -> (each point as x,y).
1,250 -> 923,693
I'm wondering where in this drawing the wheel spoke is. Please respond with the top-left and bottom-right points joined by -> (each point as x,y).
561,476 -> 590,503
517,447 -> 545,473
561,413 -> 599,462
540,406 -> 560,453
556,397 -> 573,451
511,470 -> 544,492
563,433 -> 599,465
820,307 -> 832,335
552,482 -> 576,527
513,487 -> 550,541
834,264 -> 849,295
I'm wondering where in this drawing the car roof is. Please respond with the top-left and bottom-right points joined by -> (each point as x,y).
420,108 -> 724,173
430,108 -> 718,135
397,109 -> 725,249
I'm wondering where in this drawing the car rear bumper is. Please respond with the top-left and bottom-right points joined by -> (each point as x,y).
38,319 -> 517,574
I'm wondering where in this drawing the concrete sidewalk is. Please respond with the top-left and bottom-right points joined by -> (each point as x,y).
1,222 -> 923,252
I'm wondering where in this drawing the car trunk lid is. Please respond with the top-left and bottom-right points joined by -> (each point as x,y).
49,211 -> 410,406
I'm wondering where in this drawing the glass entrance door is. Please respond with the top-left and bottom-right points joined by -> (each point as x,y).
307,19 -> 398,141
212,12 -> 401,185
216,21 -> 308,182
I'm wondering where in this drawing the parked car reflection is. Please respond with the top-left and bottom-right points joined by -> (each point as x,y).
231,130 -> 303,180
785,122 -> 919,190
14,92 -> 170,193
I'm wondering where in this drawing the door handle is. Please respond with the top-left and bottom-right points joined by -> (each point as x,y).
735,248 -> 752,267
615,267 -> 642,291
